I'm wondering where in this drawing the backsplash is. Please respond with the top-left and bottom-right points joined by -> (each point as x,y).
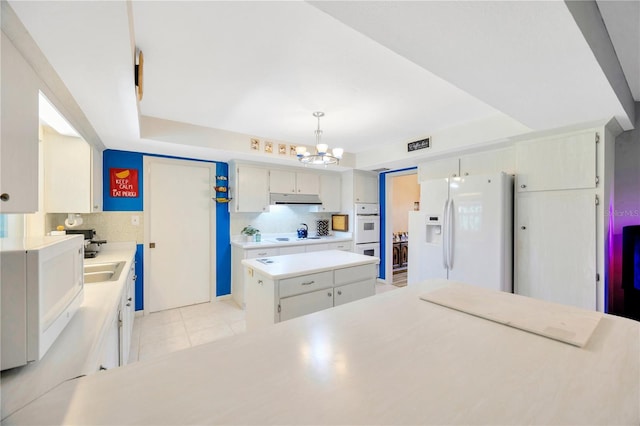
231,205 -> 331,236
46,212 -> 144,244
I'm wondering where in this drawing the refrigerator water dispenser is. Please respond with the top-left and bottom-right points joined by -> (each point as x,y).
425,215 -> 442,244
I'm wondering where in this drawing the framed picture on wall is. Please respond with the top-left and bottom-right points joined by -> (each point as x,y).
250,138 -> 260,150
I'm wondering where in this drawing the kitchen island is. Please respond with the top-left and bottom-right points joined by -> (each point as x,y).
242,250 -> 379,330
4,280 -> 638,425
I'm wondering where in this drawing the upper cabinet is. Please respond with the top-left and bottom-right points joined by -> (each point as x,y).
1,34 -> 39,213
418,148 -> 515,183
353,170 -> 378,203
269,170 -> 319,195
43,129 -> 102,213
418,157 -> 460,181
515,131 -> 597,192
318,174 -> 341,212
230,165 -> 269,212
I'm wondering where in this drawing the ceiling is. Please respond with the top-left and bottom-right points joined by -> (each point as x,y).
7,1 -> 639,169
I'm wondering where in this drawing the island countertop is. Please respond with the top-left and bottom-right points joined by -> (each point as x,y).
4,280 -> 638,425
241,249 -> 379,280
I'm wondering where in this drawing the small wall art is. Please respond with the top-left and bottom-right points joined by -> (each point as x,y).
264,141 -> 273,153
290,145 -> 298,156
278,144 -> 287,155
250,138 -> 260,150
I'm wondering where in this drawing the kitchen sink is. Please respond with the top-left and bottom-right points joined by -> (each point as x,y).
83,261 -> 126,284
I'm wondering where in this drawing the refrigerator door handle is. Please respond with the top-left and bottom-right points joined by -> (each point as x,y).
448,199 -> 454,270
442,199 -> 449,269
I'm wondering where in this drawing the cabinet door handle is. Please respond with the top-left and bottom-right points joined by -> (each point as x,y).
257,252 -> 267,256
521,226 -> 527,230
99,365 -> 107,371
520,184 -> 527,189
301,280 -> 315,286
0,193 -> 9,202
327,292 -> 332,297
126,302 -> 131,307
337,290 -> 342,295
258,280 -> 263,286
128,297 -> 132,302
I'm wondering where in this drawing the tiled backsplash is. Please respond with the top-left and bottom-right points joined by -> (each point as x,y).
230,205 -> 331,236
46,212 -> 144,244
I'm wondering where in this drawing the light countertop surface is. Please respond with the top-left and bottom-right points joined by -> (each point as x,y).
242,250 -> 379,280
0,243 -> 137,422
231,233 -> 352,249
4,280 -> 638,425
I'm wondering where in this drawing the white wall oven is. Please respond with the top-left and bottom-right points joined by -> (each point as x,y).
354,203 -> 380,244
354,203 -> 380,277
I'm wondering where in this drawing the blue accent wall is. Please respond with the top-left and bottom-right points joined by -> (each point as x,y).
103,149 -> 231,308
103,150 -> 144,211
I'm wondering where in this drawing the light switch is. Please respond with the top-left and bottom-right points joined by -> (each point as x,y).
131,215 -> 140,226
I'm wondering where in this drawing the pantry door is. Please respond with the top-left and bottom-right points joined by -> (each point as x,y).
145,157 -> 215,313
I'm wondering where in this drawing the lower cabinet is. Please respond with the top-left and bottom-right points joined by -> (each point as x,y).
97,310 -> 120,371
232,240 -> 352,309
246,263 -> 376,330
94,258 -> 136,372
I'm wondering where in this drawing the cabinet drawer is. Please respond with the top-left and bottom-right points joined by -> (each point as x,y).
279,271 -> 333,298
246,248 -> 279,259
334,264 -> 376,286
279,288 -> 334,322
328,241 -> 352,251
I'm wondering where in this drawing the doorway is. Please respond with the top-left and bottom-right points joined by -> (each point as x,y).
144,157 -> 216,313
383,170 -> 419,287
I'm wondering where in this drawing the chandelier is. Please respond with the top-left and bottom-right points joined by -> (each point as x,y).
296,112 -> 343,166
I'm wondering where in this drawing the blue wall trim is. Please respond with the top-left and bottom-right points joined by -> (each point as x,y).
103,149 -> 232,306
378,167 -> 418,282
135,244 -> 144,311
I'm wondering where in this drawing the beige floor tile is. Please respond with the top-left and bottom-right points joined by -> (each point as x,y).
138,335 -> 191,362
140,320 -> 188,345
217,308 -> 246,324
188,324 -> 234,347
139,308 -> 183,329
229,319 -> 246,335
182,313 -> 228,334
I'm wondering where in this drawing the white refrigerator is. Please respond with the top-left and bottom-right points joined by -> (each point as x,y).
408,172 -> 513,292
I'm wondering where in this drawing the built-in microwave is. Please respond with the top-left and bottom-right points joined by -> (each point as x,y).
1,235 -> 84,370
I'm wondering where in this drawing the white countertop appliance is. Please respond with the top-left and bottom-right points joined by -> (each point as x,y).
408,172 -> 513,292
1,235 -> 84,370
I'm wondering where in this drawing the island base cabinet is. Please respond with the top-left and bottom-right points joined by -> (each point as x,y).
334,280 -> 375,306
279,289 -> 334,322
245,270 -> 276,331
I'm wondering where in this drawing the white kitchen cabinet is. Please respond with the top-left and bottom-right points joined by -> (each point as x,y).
245,261 -> 376,329
459,148 -> 515,177
305,243 -> 330,252
515,190 -> 597,310
329,241 -> 351,251
97,309 -> 120,372
280,288 -> 334,322
417,157 -> 460,182
231,165 -> 269,212
1,34 -> 39,213
120,262 -> 136,366
334,280 -> 375,307
318,174 -> 341,212
515,131 -> 597,192
354,170 -> 378,203
43,131 -> 102,213
269,169 -> 319,195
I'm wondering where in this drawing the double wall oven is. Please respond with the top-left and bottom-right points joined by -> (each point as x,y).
354,203 -> 380,263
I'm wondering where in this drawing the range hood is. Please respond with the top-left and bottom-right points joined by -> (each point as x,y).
269,193 -> 322,205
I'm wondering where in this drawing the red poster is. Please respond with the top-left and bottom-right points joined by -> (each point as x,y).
110,168 -> 139,198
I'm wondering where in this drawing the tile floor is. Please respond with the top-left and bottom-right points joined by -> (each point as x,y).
128,282 -> 399,363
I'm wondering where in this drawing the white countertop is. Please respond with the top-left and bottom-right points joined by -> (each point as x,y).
0,243 -> 137,421
231,233 -> 352,249
242,250 -> 379,279
5,280 -> 638,425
